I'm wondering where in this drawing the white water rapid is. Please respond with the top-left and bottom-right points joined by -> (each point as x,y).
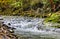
1,16 -> 60,39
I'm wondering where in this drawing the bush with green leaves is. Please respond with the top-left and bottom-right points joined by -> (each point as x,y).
0,0 -> 60,15
44,13 -> 60,23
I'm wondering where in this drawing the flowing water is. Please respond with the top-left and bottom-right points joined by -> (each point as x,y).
1,16 -> 60,39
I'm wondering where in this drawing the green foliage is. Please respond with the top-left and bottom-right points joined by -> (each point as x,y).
44,13 -> 60,23
0,0 -> 60,15
53,0 -> 60,4
11,2 -> 22,7
30,0 -> 41,6
42,0 -> 49,4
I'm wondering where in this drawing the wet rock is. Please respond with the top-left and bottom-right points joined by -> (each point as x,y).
46,29 -> 50,31
2,22 -> 4,23
0,18 -> 3,20
55,29 -> 60,33
8,23 -> 11,25
0,22 -> 18,39
37,26 -> 44,30
27,20 -> 31,22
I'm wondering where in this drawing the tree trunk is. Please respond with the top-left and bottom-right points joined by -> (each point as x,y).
49,0 -> 56,12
